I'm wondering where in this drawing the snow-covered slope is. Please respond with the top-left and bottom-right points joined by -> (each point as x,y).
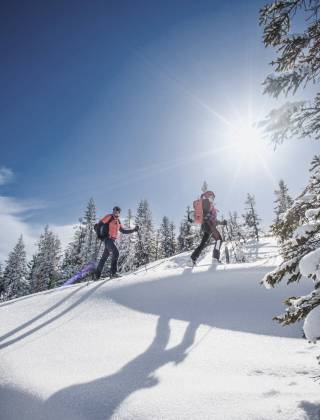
1,238 -> 320,420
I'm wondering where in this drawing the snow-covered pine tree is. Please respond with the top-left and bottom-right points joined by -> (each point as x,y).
177,222 -> 186,253
29,226 -> 61,293
25,255 -> 36,293
80,198 -> 99,264
178,206 -> 197,252
242,194 -> 261,242
201,181 -> 209,193
159,216 -> 172,259
259,0 -> 320,144
61,198 -> 98,281
263,156 -> 320,324
259,1 -> 320,357
134,200 -> 156,267
226,211 -> 246,262
61,223 -> 85,280
169,221 -> 177,256
2,236 -> 28,300
154,229 -> 161,261
230,212 -> 246,242
271,180 -> 294,241
0,263 -> 3,300
118,209 -> 136,273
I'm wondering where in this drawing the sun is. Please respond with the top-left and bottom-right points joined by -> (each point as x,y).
228,122 -> 265,162
218,114 -> 277,192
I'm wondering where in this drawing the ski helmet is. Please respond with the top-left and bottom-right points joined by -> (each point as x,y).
201,191 -> 215,200
113,206 -> 121,212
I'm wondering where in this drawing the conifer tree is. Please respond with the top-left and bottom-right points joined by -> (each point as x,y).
201,181 -> 209,193
271,180 -> 294,241
29,226 -> 61,293
62,223 -> 85,280
274,180 -> 294,220
243,194 -> 261,242
169,221 -> 177,256
178,222 -> 186,253
263,155 -> 320,325
259,4 -> 320,351
80,198 -> 99,263
26,255 -> 36,293
134,200 -> 156,267
159,216 -> 172,258
226,212 -> 246,262
259,0 -> 320,144
62,198 -> 98,280
2,236 -> 28,300
178,207 -> 196,252
154,229 -> 161,260
0,263 -> 3,300
230,212 -> 246,242
118,209 -> 136,273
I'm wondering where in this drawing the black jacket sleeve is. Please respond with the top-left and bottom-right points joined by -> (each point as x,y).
120,227 -> 136,234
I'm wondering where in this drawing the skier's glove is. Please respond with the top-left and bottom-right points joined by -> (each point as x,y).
134,225 -> 140,232
222,220 -> 227,226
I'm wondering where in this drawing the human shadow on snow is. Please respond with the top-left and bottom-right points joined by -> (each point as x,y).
0,384 -> 44,420
298,401 -> 320,419
44,316 -> 198,420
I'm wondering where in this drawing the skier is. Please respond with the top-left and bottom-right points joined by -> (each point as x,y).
95,206 -> 139,279
190,191 -> 227,265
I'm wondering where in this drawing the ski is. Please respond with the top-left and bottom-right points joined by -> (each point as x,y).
61,261 -> 97,287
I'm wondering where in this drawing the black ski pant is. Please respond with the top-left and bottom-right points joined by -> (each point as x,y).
191,232 -> 211,262
96,238 -> 119,278
191,230 -> 222,262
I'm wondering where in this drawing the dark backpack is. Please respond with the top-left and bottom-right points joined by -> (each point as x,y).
94,220 -> 110,240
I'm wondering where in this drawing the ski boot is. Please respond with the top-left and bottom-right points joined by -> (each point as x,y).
110,273 -> 122,279
212,249 -> 220,264
190,256 -> 197,267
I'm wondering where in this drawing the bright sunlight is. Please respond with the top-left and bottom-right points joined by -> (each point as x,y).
227,122 -> 266,163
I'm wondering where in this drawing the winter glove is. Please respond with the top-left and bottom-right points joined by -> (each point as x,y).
222,219 -> 228,226
134,225 -> 140,232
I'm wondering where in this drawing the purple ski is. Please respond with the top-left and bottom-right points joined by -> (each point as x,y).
61,261 -> 96,287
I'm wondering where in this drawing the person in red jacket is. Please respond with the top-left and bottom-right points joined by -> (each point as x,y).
95,206 -> 138,279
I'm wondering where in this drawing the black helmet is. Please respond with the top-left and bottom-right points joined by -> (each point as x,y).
113,206 -> 121,212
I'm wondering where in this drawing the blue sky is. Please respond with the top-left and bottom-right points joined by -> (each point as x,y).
0,0 -> 319,259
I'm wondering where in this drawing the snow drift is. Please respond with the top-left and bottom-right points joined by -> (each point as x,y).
1,238 -> 320,420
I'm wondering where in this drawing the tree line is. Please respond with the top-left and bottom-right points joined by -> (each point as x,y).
0,189 -> 272,302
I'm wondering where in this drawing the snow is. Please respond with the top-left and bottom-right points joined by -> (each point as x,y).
298,194 -> 315,204
300,248 -> 320,281
1,237 -> 320,420
304,306 -> 320,341
306,208 -> 320,220
293,223 -> 318,240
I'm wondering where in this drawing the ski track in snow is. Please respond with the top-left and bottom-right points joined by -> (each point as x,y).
1,238 -> 320,420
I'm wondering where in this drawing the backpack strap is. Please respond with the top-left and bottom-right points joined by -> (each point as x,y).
101,214 -> 113,224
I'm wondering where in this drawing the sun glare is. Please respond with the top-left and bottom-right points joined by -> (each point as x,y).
220,115 -> 277,191
230,123 -> 265,161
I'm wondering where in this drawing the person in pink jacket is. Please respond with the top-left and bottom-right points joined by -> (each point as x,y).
191,191 -> 227,265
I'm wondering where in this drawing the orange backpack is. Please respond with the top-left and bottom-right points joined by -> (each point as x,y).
192,197 -> 217,225
193,199 -> 204,224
